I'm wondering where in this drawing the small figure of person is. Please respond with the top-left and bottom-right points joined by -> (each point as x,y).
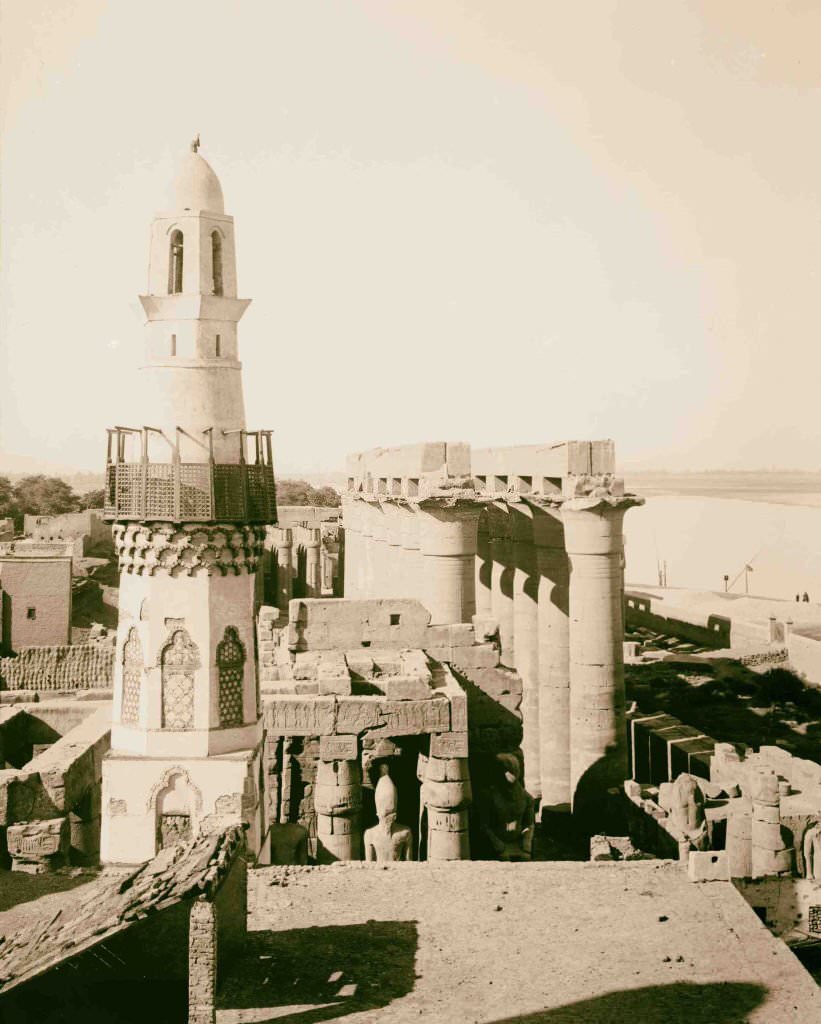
803,592 -> 810,603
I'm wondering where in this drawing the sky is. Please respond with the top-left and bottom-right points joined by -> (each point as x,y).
1,0 -> 819,476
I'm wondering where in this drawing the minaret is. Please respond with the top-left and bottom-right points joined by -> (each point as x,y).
100,141 -> 275,864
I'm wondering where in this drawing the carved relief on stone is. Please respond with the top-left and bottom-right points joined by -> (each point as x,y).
217,627 -> 245,728
113,521 -> 265,576
161,629 -> 199,730
120,626 -> 143,725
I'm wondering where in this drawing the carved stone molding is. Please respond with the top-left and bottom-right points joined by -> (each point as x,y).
113,521 -> 265,576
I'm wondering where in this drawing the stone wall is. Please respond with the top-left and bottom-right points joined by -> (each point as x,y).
0,641 -> 114,691
787,627 -> 821,689
0,703 -> 111,865
733,875 -> 821,941
0,556 -> 73,651
24,509 -> 112,554
625,592 -> 732,649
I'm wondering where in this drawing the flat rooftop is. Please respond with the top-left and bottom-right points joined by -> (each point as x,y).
232,860 -> 821,1024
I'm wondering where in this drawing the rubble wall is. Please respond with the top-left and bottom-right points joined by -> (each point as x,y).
0,642 -> 114,691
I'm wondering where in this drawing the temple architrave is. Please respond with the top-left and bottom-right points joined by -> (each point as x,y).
99,143 -> 276,863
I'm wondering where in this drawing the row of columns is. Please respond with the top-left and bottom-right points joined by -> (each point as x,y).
313,738 -> 472,862
343,497 -> 480,626
266,525 -> 322,606
476,497 -> 637,817
342,490 -> 640,818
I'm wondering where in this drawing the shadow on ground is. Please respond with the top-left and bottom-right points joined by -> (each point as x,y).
217,920 -> 418,1024
0,869 -> 99,913
489,981 -> 767,1024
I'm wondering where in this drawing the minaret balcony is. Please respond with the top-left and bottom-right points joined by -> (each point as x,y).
104,426 -> 277,524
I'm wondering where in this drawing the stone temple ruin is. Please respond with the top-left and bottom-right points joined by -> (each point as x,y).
1,145 -> 819,1021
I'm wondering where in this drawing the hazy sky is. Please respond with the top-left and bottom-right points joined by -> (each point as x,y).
1,1 -> 819,475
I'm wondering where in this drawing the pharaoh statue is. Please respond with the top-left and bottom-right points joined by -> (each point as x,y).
802,820 -> 821,880
364,764 -> 413,863
669,773 -> 709,851
479,753 -> 535,862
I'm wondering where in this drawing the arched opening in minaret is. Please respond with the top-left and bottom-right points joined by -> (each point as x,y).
211,230 -> 223,295
168,230 -> 184,294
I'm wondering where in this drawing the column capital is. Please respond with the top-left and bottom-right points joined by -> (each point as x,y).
562,494 -> 642,556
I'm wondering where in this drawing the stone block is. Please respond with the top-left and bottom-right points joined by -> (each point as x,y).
335,698 -> 382,735
345,650 -> 375,680
380,676 -> 431,701
293,652 -> 321,680
320,734 -> 359,762
7,816 -> 69,872
429,732 -> 469,759
448,624 -> 476,647
425,626 -> 451,648
375,697 -> 450,737
264,696 -> 336,736
369,649 -> 403,676
688,850 -> 729,882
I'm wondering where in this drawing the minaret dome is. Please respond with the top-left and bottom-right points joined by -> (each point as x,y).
170,149 -> 224,214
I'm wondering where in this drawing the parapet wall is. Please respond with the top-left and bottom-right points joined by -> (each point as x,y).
0,642 -> 115,691
625,591 -> 732,649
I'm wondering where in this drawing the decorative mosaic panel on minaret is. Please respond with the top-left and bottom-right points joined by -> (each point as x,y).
161,629 -> 199,730
121,627 -> 143,725
217,626 -> 245,728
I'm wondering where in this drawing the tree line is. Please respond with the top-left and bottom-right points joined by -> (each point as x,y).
0,475 -> 105,532
0,474 -> 340,534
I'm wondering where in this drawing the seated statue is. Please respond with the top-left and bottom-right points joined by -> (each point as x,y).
364,767 -> 413,863
479,753 -> 534,862
803,820 -> 821,880
669,773 -> 709,851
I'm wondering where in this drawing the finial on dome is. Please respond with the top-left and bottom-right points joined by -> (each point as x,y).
190,133 -> 201,153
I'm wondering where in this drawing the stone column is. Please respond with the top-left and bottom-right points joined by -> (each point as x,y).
304,529 -> 321,598
726,796 -> 753,878
398,502 -> 422,603
275,527 -> 293,611
531,501 -> 571,814
188,897 -> 217,1024
422,733 -> 472,860
369,501 -> 389,598
341,497 -> 360,598
510,502 -> 540,798
487,503 -> 514,665
750,768 -> 792,877
382,500 -> 404,597
417,500 -> 481,625
474,509 -> 493,619
359,500 -> 375,599
563,496 -> 638,816
314,752 -> 362,862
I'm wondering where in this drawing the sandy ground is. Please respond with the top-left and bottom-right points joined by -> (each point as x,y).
216,860 -> 821,1024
